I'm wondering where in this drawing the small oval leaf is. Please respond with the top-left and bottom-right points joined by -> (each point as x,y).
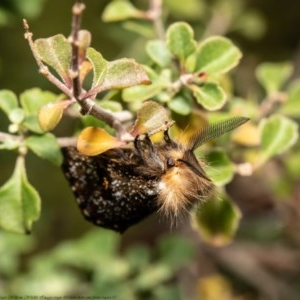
168,96 -> 192,115
20,89 -> 59,134
38,101 -> 68,132
122,81 -> 164,102
204,150 -> 235,186
258,115 -> 298,163
0,157 -> 41,234
25,133 -> 63,166
86,47 -> 108,88
192,196 -> 241,246
87,58 -> 151,97
8,108 -> 25,125
131,101 -> 171,136
192,82 -> 226,111
77,127 -> 125,156
146,40 -> 172,67
256,62 -> 293,94
280,79 -> 300,116
34,34 -> 71,83
166,22 -> 197,64
102,0 -> 144,22
195,36 -> 242,74
0,90 -> 19,117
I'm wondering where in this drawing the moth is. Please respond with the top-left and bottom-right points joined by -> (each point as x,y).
62,116 -> 248,233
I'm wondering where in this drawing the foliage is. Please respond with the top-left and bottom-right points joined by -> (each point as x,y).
0,229 -> 194,299
0,0 -> 300,299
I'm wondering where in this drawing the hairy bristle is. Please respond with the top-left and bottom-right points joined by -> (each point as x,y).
157,161 -> 213,224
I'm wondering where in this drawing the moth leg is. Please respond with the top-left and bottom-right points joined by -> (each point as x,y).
163,130 -> 172,143
134,134 -> 154,152
163,130 -> 177,148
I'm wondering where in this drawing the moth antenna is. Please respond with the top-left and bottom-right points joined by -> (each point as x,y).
189,116 -> 249,150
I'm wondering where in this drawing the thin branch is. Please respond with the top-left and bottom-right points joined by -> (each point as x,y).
69,1 -> 85,98
147,0 -> 165,40
23,19 -> 73,98
80,98 -> 133,141
57,137 -> 77,147
259,92 -> 287,118
0,132 -> 21,142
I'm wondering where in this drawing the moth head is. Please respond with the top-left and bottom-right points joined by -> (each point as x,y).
158,116 -> 249,218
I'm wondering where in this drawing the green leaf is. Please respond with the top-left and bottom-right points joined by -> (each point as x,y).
0,90 -> 18,116
34,34 -> 71,83
0,139 -> 21,151
168,95 -> 192,115
102,0 -> 144,22
122,81 -> 164,102
164,0 -> 205,19
134,265 -> 172,291
280,79 -> 300,116
192,82 -> 226,110
52,229 -> 120,268
146,40 -> 172,67
166,22 -> 197,64
0,156 -> 41,234
122,69 -> 170,102
131,101 -> 171,136
25,133 -> 63,166
0,231 -> 33,277
194,36 -> 242,74
90,58 -> 150,95
204,150 -> 235,186
125,245 -> 150,271
192,196 -> 241,246
8,108 -> 25,124
258,115 -> 298,164
86,47 -> 108,88
20,89 -> 58,133
256,62 -> 293,94
20,89 -> 58,115
158,235 -> 194,271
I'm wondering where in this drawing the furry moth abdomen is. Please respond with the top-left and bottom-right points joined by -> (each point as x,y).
62,117 -> 248,233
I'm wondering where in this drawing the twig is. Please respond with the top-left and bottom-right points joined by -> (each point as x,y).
23,19 -> 73,98
0,132 -> 21,142
146,0 -> 165,40
259,92 -> 287,118
67,3 -> 132,139
57,137 -> 77,147
69,1 -> 85,98
79,98 -> 133,141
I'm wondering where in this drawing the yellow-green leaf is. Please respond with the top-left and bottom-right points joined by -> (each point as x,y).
38,101 -> 70,132
77,127 -> 125,156
131,101 -> 171,136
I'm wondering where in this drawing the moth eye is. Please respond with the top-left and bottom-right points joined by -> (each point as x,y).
166,157 -> 175,168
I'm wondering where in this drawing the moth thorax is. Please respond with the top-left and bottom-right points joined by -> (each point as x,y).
157,162 -> 212,218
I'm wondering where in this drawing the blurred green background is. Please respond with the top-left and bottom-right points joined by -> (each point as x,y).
0,0 -> 300,299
